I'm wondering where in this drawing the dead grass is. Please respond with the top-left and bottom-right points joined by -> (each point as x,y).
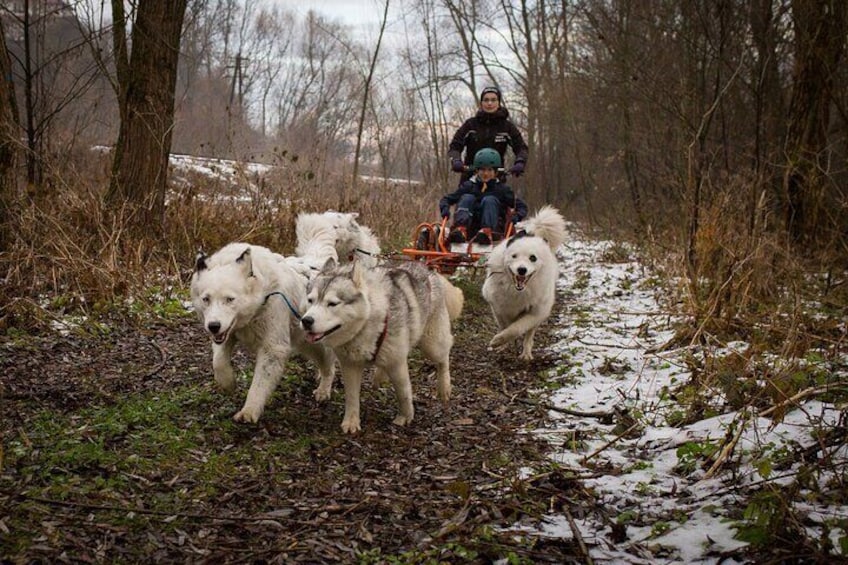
631,177 -> 848,446
0,154 -> 442,333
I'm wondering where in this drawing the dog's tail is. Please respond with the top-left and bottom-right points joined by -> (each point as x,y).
440,277 -> 465,321
520,205 -> 567,251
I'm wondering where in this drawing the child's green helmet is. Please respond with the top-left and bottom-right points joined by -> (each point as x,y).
473,148 -> 501,170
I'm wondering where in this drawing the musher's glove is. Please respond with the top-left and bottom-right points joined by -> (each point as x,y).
511,214 -> 522,225
451,159 -> 465,173
508,161 -> 525,177
440,205 -> 451,219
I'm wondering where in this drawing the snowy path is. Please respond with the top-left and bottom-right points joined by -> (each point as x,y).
516,229 -> 847,564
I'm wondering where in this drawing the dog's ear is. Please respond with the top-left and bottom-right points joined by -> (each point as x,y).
320,257 -> 336,273
195,251 -> 208,272
351,259 -> 366,289
505,230 -> 528,248
236,247 -> 254,277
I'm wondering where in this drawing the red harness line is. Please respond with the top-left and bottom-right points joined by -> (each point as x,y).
370,313 -> 389,362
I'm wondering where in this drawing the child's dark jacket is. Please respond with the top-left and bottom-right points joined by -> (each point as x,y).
439,176 -> 518,217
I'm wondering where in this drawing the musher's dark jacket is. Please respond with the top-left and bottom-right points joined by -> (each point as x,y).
448,107 -> 529,182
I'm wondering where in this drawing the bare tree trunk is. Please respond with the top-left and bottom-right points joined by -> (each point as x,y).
748,0 -> 785,236
782,0 -> 847,244
21,0 -> 38,187
0,18 -> 20,252
106,0 -> 188,235
352,0 -> 389,196
684,2 -> 743,279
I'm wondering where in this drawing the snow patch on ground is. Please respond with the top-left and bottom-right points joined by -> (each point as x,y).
516,228 -> 847,563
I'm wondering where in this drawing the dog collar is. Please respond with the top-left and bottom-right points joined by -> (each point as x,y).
370,313 -> 389,362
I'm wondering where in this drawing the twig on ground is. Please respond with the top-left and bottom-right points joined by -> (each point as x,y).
580,422 -> 640,464
433,501 -> 471,539
574,337 -> 646,350
702,460 -> 848,499
702,384 -> 842,480
3,489 -> 324,526
565,507 -> 595,565
143,338 -> 168,378
758,385 -> 835,418
703,411 -> 749,480
510,394 -> 615,421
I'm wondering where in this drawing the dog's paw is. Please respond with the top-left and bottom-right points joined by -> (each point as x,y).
436,382 -> 451,402
233,405 -> 262,423
341,416 -> 361,434
313,383 -> 332,402
392,414 -> 414,427
489,332 -> 510,349
519,349 -> 534,361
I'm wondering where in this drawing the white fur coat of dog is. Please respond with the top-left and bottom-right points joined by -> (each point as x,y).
285,211 -> 381,278
190,243 -> 336,422
482,205 -> 566,360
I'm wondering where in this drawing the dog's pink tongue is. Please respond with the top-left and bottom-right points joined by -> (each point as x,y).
306,332 -> 322,344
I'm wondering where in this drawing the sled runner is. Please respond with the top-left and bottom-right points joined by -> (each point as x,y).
399,211 -> 517,274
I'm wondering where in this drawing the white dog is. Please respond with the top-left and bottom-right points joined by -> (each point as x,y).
482,205 -> 566,361
285,211 -> 381,277
299,260 -> 464,433
191,243 -> 336,422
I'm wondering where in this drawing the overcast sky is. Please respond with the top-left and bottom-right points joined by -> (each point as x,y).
287,0 -> 394,30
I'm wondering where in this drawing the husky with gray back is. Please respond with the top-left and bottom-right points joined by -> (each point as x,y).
300,260 -> 464,433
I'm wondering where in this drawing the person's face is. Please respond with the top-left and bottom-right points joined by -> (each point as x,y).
477,167 -> 497,181
480,93 -> 500,113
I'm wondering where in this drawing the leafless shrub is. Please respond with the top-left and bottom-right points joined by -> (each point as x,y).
653,174 -> 846,418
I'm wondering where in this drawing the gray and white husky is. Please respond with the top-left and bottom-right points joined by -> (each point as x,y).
300,260 -> 464,433
482,205 -> 566,360
190,243 -> 336,422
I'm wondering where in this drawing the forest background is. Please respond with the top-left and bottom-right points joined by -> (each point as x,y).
0,1 -> 846,560
0,0 -> 846,388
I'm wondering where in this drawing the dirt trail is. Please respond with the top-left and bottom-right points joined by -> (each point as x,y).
1,276 -> 586,562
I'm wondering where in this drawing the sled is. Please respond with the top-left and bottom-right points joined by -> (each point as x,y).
398,213 -> 516,275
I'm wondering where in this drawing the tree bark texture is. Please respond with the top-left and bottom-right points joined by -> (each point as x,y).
782,0 -> 847,243
0,18 -> 20,252
107,0 -> 188,234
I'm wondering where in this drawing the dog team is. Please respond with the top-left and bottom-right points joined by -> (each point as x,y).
190,204 -> 566,434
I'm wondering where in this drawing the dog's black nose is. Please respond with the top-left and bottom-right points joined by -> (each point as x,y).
208,321 -> 221,334
301,316 -> 313,330
517,266 -> 527,276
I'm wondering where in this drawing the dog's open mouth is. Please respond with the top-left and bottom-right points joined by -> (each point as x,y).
305,324 -> 341,344
209,327 -> 231,345
512,272 -> 533,291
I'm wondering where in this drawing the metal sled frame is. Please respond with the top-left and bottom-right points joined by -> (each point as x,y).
398,216 -> 516,274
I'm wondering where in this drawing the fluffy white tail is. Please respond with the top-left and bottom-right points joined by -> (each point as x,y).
295,213 -> 340,263
520,205 -> 567,250
441,277 -> 464,321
